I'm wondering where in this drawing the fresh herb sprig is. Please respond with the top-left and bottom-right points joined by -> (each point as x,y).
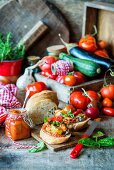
0,33 -> 25,61
61,110 -> 75,118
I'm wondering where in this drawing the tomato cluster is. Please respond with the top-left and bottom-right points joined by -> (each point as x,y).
100,84 -> 114,116
70,89 -> 100,119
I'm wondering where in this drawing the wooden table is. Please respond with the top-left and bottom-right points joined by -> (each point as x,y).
0,116 -> 114,170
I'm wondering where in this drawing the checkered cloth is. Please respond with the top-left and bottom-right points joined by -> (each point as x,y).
0,84 -> 22,126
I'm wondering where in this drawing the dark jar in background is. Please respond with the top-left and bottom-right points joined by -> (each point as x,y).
5,108 -> 31,141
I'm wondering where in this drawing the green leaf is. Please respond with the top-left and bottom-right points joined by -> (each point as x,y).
44,116 -> 48,123
28,141 -> 46,153
61,110 -> 74,118
93,131 -> 105,138
98,138 -> 114,147
51,121 -> 61,126
78,138 -> 99,147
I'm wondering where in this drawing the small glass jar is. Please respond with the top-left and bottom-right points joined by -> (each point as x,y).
5,108 -> 31,141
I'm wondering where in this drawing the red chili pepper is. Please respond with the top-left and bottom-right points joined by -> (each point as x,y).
102,107 -> 114,116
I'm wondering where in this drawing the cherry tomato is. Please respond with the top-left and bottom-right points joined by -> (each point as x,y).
41,70 -> 57,80
63,105 -> 75,113
85,107 -> 100,119
94,49 -> 109,58
56,75 -> 65,84
73,71 -> 86,85
26,82 -> 47,97
102,98 -> 113,107
79,35 -> 97,52
64,75 -> 77,86
49,116 -> 63,122
100,84 -> 114,100
102,107 -> 114,116
87,90 -> 100,102
39,56 -> 57,72
73,109 -> 84,115
70,91 -> 90,110
98,40 -> 107,49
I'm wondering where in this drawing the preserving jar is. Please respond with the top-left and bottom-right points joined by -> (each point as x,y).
5,108 -> 31,141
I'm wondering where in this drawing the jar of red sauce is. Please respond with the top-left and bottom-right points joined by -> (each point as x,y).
5,108 -> 31,141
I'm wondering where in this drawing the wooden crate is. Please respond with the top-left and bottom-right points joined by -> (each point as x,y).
35,1 -> 114,103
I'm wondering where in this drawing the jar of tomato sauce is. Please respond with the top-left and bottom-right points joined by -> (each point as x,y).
5,108 -> 31,141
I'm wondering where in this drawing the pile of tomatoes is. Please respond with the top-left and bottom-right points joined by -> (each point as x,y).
100,84 -> 114,116
69,83 -> 114,119
70,89 -> 100,119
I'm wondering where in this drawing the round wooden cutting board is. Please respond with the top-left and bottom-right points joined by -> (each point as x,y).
0,0 -> 70,56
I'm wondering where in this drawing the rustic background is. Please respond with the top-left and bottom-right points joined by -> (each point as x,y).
47,0 -> 114,41
0,0 -> 114,42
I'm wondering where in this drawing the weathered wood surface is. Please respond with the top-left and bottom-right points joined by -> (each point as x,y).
0,0 -> 69,56
83,1 -> 114,58
0,116 -> 114,170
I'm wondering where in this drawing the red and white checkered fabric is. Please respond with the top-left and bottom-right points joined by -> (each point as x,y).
0,84 -> 22,125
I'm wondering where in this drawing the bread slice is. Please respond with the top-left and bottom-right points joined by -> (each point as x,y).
40,127 -> 71,145
26,99 -> 57,125
30,90 -> 59,106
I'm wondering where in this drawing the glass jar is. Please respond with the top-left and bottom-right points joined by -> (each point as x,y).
5,108 -> 31,141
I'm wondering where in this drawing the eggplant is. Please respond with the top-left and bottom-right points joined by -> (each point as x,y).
58,34 -> 114,70
70,46 -> 114,70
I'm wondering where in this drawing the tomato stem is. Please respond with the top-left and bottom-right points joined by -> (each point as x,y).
91,25 -> 97,37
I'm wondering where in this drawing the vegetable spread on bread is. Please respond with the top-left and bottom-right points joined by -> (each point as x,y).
40,105 -> 90,144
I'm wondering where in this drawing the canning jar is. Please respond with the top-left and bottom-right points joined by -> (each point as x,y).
5,108 -> 31,141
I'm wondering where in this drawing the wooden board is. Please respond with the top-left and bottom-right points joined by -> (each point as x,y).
0,0 -> 69,57
31,126 -> 85,151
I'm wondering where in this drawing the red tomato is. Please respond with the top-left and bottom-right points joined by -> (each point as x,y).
102,107 -> 114,116
39,56 -> 57,71
100,84 -> 114,100
64,75 -> 77,86
85,107 -> 100,119
79,35 -> 97,52
73,71 -> 86,85
102,98 -> 113,107
41,70 -> 57,80
87,90 -> 100,102
0,113 -> 7,123
49,116 -> 63,122
73,109 -> 84,115
63,105 -> 75,113
26,82 -> 47,97
98,40 -> 107,49
94,49 -> 109,58
56,75 -> 65,84
70,91 -> 90,110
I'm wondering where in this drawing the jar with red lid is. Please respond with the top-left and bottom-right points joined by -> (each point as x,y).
5,108 -> 31,141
